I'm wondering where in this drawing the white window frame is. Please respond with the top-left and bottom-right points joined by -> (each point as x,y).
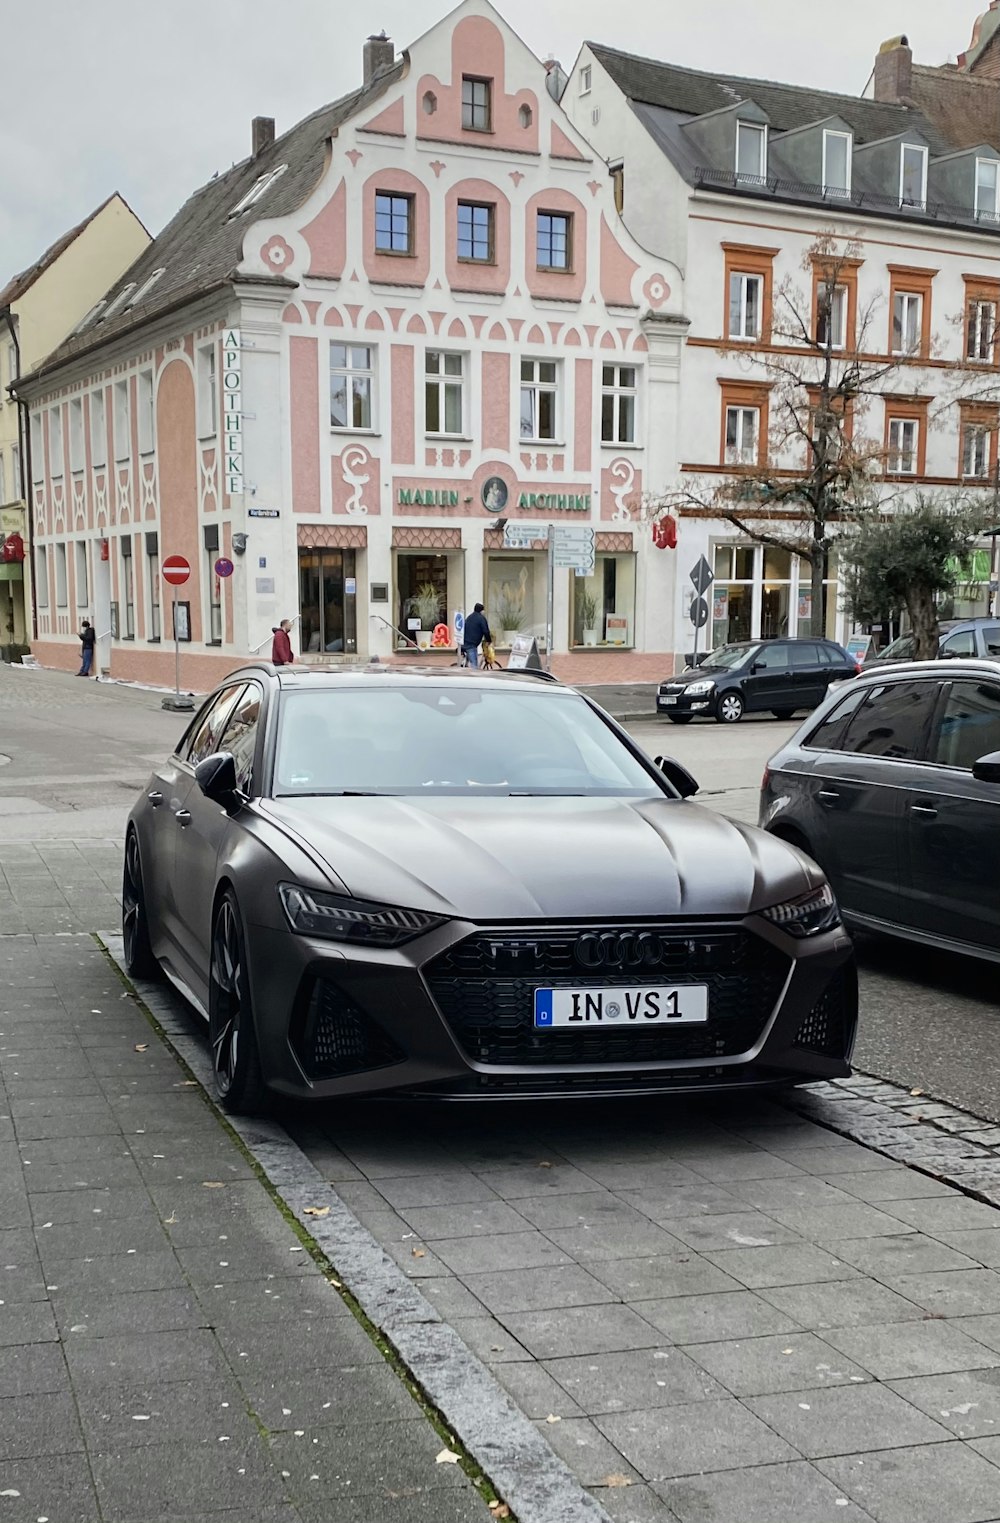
229,164 -> 288,217
330,343 -> 377,432
601,363 -> 638,445
424,351 -> 466,438
11,444 -> 19,499
962,423 -> 991,479
899,143 -> 928,208
137,370 -> 155,455
736,121 -> 767,180
725,405 -> 760,465
822,130 -> 852,196
197,346 -> 217,439
90,391 -> 107,466
55,542 -> 68,607
818,282 -> 848,350
36,545 -> 48,607
48,406 -> 64,478
579,64 -> 592,95
30,413 -> 43,480
976,158 -> 1000,222
519,358 -> 560,443
892,292 -> 922,355
127,269 -> 166,310
113,381 -> 130,461
967,299 -> 996,362
728,272 -> 763,341
121,540 -> 135,640
69,398 -> 84,472
6,343 -> 15,391
888,417 -> 919,475
74,540 -> 89,607
146,538 -> 161,641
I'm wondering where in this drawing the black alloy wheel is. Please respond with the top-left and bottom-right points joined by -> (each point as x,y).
122,830 -> 158,979
716,691 -> 744,724
208,890 -> 265,1114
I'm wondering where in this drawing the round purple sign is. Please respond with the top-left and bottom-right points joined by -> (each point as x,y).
214,557 -> 235,579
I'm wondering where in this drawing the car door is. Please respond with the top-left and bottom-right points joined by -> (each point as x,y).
976,624 -> 1000,659
795,678 -> 940,921
742,643 -> 792,712
787,641 -> 827,710
903,676 -> 1000,952
939,627 -> 977,661
140,707 -> 208,961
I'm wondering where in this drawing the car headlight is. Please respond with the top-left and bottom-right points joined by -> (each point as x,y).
760,883 -> 840,938
278,884 -> 446,945
685,679 -> 715,696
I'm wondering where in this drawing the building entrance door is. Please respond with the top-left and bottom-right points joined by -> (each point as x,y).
298,549 -> 357,655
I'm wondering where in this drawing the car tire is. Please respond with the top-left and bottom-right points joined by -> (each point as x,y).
208,889 -> 266,1115
666,714 -> 693,725
772,709 -> 797,720
716,692 -> 744,724
122,829 -> 159,980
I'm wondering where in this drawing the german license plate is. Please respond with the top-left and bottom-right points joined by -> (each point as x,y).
659,695 -> 678,706
533,986 -> 708,1028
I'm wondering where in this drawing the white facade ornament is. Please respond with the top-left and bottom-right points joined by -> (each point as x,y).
609,457 -> 636,521
342,445 -> 371,515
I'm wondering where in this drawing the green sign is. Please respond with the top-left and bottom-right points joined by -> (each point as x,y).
946,549 -> 991,583
516,493 -> 590,512
397,489 -> 460,507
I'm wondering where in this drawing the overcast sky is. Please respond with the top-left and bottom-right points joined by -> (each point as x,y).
0,0 -> 985,279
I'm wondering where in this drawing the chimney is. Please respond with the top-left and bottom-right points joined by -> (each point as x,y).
363,32 -> 394,86
544,57 -> 568,103
252,116 -> 275,156
873,35 -> 913,102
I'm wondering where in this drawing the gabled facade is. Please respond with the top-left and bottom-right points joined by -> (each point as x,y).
565,40 -> 1000,658
0,195 -> 149,653
17,0 -> 684,686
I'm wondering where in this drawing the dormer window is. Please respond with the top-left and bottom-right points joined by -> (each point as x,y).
822,130 -> 852,196
229,164 -> 287,218
127,269 -> 166,310
899,143 -> 928,209
736,122 -> 767,181
976,158 -> 1000,222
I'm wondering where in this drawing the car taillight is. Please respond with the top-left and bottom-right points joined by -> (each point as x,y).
761,765 -> 771,791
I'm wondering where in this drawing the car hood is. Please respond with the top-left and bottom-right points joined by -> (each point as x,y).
259,795 -> 821,920
667,668 -> 732,686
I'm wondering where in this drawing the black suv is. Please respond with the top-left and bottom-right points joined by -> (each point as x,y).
657,638 -> 860,725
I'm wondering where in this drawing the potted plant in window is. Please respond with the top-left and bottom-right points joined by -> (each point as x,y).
493,590 -> 526,647
578,586 -> 600,647
408,583 -> 445,650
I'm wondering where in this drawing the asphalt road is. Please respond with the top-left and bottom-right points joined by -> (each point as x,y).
2,661 -> 998,1120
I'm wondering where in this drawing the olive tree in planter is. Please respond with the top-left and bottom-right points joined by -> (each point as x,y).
577,587 -> 600,647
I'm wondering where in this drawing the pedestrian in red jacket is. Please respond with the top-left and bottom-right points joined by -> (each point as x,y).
271,619 -> 295,666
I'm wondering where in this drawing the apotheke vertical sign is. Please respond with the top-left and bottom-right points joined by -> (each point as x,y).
222,329 -> 243,496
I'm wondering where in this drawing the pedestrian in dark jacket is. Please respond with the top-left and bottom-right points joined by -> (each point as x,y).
462,604 -> 491,668
77,619 -> 96,677
271,619 -> 295,666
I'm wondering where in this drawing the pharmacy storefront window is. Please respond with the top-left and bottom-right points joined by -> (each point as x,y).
485,554 -> 547,646
571,553 -> 636,648
395,550 -> 463,649
298,548 -> 357,654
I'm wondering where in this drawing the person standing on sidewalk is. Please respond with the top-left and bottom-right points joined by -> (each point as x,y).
271,619 -> 295,667
77,619 -> 96,677
461,603 -> 491,668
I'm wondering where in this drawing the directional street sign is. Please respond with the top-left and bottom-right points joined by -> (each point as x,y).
503,523 -> 545,548
689,554 -> 714,595
552,525 -> 595,574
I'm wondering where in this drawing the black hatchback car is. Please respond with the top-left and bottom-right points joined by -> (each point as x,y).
658,638 -> 860,725
760,658 -> 1000,962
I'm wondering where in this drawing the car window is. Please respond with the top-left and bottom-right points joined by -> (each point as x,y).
940,629 -> 976,658
184,684 -> 247,766
816,645 -> 838,666
930,681 -> 1000,771
789,643 -> 821,668
804,685 -> 870,750
219,682 -> 263,794
879,635 -> 915,661
752,645 -> 787,671
273,686 -> 664,797
982,625 -> 1000,657
701,643 -> 756,671
840,680 -> 939,760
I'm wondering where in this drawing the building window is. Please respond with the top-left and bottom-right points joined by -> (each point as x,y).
35,545 -> 48,607
711,544 -> 756,644
330,344 -> 375,431
736,121 -> 766,180
822,130 -> 852,195
75,541 -> 89,607
6,343 -> 15,390
374,192 -> 413,254
610,161 -> 624,214
197,346 -> 217,437
202,525 -> 221,644
537,212 -> 572,271
30,414 -> 43,480
520,359 -> 558,442
899,143 -> 928,208
113,381 -> 129,460
137,370 -> 154,455
887,417 -> 919,475
48,407 -> 64,478
396,551 -> 458,649
456,201 -> 494,263
571,553 -> 636,647
728,273 -> 763,340
55,543 -> 68,607
11,445 -> 19,498
461,76 -> 492,132
963,422 -> 991,479
120,538 -> 135,638
967,299 -> 997,362
601,364 -> 637,444
146,532 -> 160,640
976,159 -> 1000,222
425,352 -> 465,436
229,164 -> 288,217
69,399 -> 84,472
90,391 -> 107,465
892,292 -> 922,355
725,406 -> 760,465
127,269 -> 165,310
98,285 -> 136,325
579,64 -> 592,94
817,283 -> 848,349
299,548 -> 358,653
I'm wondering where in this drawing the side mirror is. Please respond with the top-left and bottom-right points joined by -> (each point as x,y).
195,751 -> 239,804
752,661 -> 765,673
972,750 -> 1000,785
654,755 -> 699,798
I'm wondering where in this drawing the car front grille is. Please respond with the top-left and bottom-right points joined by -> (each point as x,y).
289,976 -> 405,1081
793,968 -> 855,1058
423,925 -> 790,1067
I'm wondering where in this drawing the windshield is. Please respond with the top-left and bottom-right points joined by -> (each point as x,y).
698,643 -> 757,672
878,635 -> 916,661
273,686 -> 666,797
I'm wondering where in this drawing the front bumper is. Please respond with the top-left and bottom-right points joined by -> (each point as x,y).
657,686 -> 716,716
244,915 -> 858,1102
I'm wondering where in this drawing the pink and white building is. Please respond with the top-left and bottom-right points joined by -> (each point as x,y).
18,0 -> 686,687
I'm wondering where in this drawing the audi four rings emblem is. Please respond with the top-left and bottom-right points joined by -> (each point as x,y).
574,931 -> 675,970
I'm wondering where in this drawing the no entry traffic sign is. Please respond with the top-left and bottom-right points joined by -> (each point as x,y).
162,554 -> 191,587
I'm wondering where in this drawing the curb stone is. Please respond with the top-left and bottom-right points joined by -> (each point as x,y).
103,934 -> 614,1523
